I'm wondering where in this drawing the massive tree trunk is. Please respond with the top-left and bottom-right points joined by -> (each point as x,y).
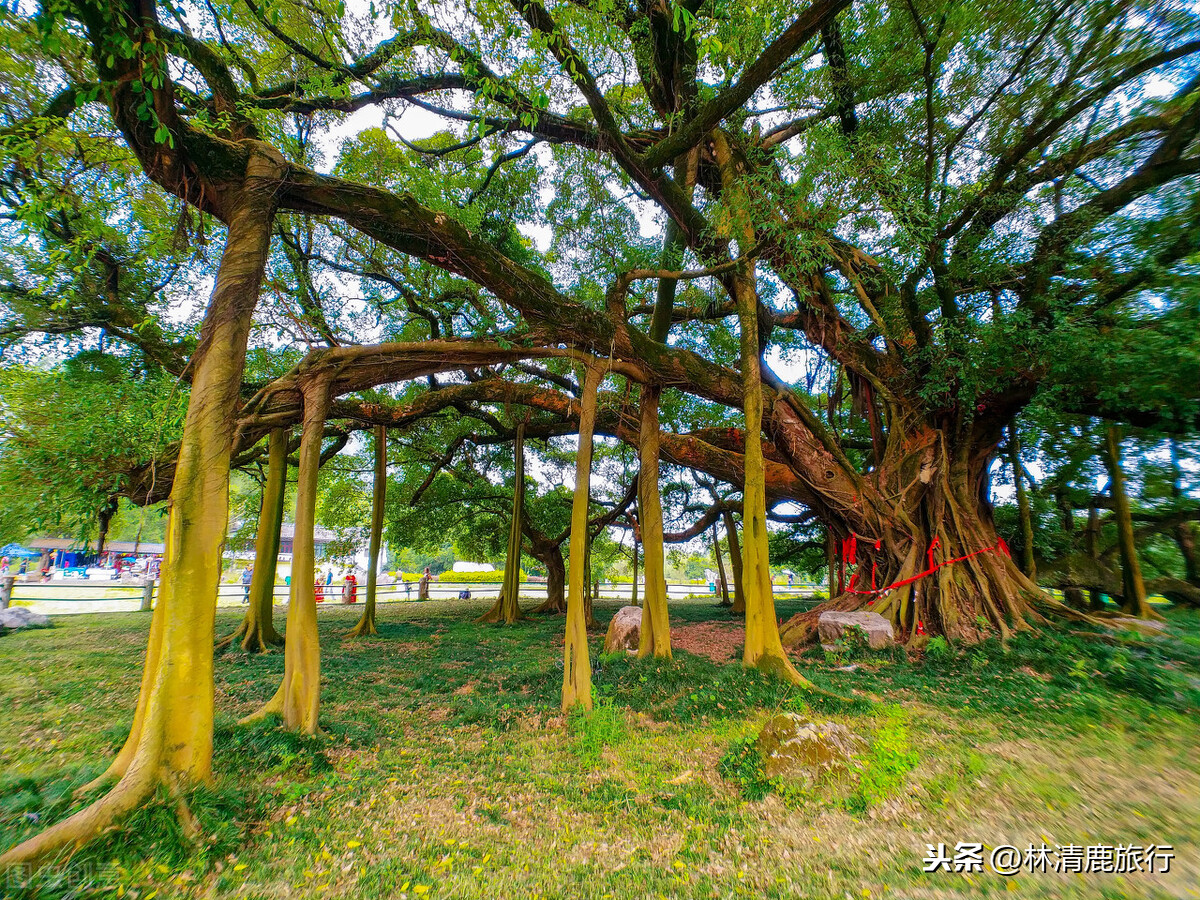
714,130 -> 806,685
349,425 -> 387,637
478,423 -> 527,624
1008,428 -> 1037,581
637,385 -> 671,658
778,420 -> 1063,647
563,365 -> 602,713
220,427 -> 287,651
0,149 -> 282,865
1103,425 -> 1155,619
243,374 -> 331,734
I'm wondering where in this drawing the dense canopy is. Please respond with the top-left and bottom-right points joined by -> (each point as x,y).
0,0 -> 1198,868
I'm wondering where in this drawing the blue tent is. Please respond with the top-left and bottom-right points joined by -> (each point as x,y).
0,543 -> 41,559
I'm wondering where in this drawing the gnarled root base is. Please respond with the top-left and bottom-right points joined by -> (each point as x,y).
475,593 -> 525,624
346,608 -> 378,637
216,616 -> 283,653
533,595 -> 566,614
1,752 -> 163,867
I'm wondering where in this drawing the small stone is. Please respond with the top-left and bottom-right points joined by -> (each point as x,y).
0,607 -> 52,631
1122,617 -> 1169,636
602,605 -> 641,654
756,712 -> 865,782
817,610 -> 895,649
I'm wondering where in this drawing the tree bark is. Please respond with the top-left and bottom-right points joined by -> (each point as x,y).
636,385 -> 671,658
1008,428 -> 1037,581
825,525 -> 837,597
1103,425 -> 1155,618
630,532 -> 639,605
713,130 -> 806,685
713,521 -> 731,606
220,427 -> 287,651
724,510 -> 745,614
478,423 -> 527,624
563,364 -> 602,713
1086,505 -> 1103,609
0,148 -> 283,866
349,425 -> 387,637
243,374 -> 331,734
531,538 -> 566,614
95,497 -> 118,562
1171,441 -> 1200,586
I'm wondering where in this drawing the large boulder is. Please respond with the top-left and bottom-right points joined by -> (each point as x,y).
756,713 -> 864,781
0,607 -> 52,632
602,605 -> 642,654
818,610 -> 895,650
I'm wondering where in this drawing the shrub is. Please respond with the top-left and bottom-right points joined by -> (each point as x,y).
436,569 -> 527,583
925,635 -> 954,665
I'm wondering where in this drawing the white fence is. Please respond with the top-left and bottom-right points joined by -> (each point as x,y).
3,577 -> 825,615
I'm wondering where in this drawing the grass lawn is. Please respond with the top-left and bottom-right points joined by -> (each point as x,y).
2,598 -> 1199,899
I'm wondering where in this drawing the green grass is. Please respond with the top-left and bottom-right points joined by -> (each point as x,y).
1,598 -> 1199,899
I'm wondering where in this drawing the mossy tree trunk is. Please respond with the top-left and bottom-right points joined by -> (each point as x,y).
1008,428 -> 1037,581
636,385 -> 671,657
825,526 -> 837,597
1103,425 -> 1155,618
723,511 -> 745,614
0,150 -> 282,866
349,425 -> 387,637
244,374 -> 332,734
478,423 -> 527,625
530,537 -> 566,614
563,365 -> 602,713
714,130 -> 807,685
95,497 -> 118,561
220,427 -> 288,651
713,521 -> 731,606
1171,441 -> 1200,586
630,531 -> 639,606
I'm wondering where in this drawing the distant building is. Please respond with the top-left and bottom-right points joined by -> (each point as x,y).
452,561 -> 496,573
227,520 -> 340,560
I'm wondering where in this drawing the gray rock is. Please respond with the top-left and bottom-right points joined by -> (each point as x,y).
602,605 -> 641,654
1121,617 -> 1169,636
0,607 -> 52,631
817,610 -> 895,649
756,713 -> 865,781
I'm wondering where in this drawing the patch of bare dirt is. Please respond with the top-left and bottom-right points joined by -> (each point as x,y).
671,620 -> 744,663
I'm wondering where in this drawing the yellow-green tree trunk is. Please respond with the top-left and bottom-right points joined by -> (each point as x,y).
712,521 -> 731,606
636,385 -> 671,658
222,428 -> 288,651
723,511 -> 745,614
1103,425 -> 1156,619
0,148 -> 283,865
563,365 -> 602,712
713,131 -> 808,685
349,425 -> 387,637
244,375 -> 331,734
478,423 -> 527,624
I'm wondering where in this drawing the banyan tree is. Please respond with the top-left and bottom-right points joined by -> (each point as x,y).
1,0 -> 1198,864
